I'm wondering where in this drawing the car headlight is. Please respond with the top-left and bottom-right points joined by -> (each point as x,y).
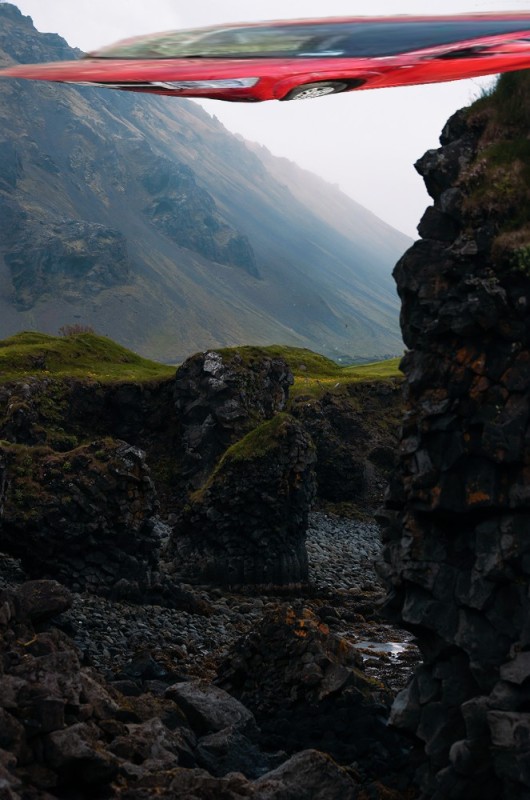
162,78 -> 259,89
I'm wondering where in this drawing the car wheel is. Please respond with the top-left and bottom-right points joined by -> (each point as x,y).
281,81 -> 349,101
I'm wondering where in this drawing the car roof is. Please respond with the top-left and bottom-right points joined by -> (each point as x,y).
93,14 -> 530,55
192,13 -> 530,28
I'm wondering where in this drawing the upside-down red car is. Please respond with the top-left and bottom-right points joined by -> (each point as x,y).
3,13 -> 530,102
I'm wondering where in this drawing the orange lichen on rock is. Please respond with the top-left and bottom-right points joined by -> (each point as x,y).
467,489 -> 491,505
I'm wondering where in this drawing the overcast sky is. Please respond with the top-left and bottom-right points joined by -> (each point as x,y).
8,1 -> 530,235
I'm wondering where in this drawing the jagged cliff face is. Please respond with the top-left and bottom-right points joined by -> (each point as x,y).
380,73 -> 530,799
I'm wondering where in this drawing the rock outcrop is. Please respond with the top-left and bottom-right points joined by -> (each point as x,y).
0,371 -> 176,454
217,605 -> 412,784
170,414 -> 316,586
0,439 -> 161,596
291,380 -> 401,509
380,81 -> 530,800
141,158 -> 259,276
0,348 -> 317,591
173,349 -> 293,493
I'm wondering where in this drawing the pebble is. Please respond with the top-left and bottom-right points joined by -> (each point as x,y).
0,512 -> 386,678
306,513 -> 382,593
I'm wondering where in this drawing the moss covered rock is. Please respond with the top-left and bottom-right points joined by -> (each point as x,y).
170,414 -> 316,587
0,438 -> 161,595
172,348 -> 293,497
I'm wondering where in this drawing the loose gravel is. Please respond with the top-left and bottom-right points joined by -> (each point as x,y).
306,513 -> 383,593
0,512 -> 419,689
55,511 -> 387,677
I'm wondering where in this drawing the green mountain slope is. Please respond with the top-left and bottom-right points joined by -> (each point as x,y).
0,3 -> 409,362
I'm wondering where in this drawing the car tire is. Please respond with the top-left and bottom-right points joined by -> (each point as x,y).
281,81 -> 349,100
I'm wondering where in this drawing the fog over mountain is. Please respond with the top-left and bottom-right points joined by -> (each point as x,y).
0,3 -> 409,362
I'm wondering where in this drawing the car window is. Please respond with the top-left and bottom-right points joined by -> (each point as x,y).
334,20 -> 530,58
88,19 -> 530,59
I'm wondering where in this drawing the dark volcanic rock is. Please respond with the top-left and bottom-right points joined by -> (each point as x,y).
165,681 -> 257,737
16,580 -> 72,622
0,582 -> 367,800
379,96 -> 530,798
0,374 -> 176,454
0,439 -> 161,595
173,349 -> 293,493
291,380 -> 402,508
170,414 -> 316,587
217,605 -> 410,777
253,749 -> 359,800
0,583 -> 121,797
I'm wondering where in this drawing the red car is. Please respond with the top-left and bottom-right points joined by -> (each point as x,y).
3,13 -> 530,102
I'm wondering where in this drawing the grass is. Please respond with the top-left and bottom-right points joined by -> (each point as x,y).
216,344 -> 402,400
216,344 -> 342,376
290,356 -> 402,399
0,331 -> 176,384
189,412 -> 304,503
463,71 -> 530,236
484,70 -> 530,130
0,334 -> 401,400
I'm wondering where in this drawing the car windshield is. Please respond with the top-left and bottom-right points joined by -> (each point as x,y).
88,19 -> 530,59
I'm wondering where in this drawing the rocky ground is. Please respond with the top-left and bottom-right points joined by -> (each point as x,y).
0,511 -> 422,799
0,511 -> 419,693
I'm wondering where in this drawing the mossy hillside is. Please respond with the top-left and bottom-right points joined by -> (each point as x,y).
0,334 -> 401,399
0,332 -> 177,454
464,71 -> 530,257
0,331 -> 176,384
216,344 -> 402,400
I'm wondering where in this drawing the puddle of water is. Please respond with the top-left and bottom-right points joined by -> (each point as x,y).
355,640 -> 409,657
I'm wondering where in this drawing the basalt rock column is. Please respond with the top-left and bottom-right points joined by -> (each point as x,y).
170,414 -> 316,587
379,90 -> 530,800
173,349 -> 293,497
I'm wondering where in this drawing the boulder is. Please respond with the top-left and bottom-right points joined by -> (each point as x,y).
16,580 -> 72,622
253,749 -> 358,800
165,681 -> 257,737
197,727 -> 277,779
173,348 -> 293,493
217,606 -> 409,775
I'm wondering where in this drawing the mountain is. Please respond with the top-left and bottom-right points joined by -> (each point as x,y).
0,3 -> 409,363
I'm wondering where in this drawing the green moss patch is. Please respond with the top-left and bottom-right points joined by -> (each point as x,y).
221,412 -> 292,464
0,331 -> 175,384
464,71 -> 530,237
190,413 -> 299,504
217,344 -> 341,376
